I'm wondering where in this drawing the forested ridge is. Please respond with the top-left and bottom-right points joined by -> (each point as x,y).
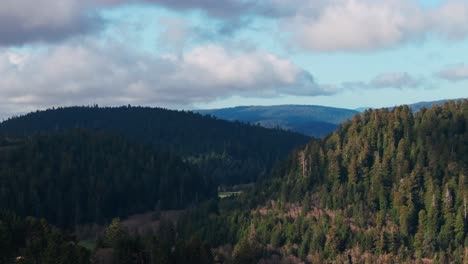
0,130 -> 214,228
175,100 -> 468,263
268,100 -> 468,262
0,106 -> 310,185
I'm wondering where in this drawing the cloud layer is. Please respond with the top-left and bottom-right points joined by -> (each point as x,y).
4,0 -> 468,51
0,0 -> 466,117
0,0 -> 100,45
342,72 -> 424,90
0,0 -> 259,46
0,42 -> 328,114
436,64 -> 468,82
288,0 -> 468,51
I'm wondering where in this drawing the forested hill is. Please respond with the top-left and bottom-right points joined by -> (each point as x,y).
0,130 -> 214,228
0,106 -> 310,184
179,100 -> 468,263
196,105 -> 358,137
264,100 -> 468,262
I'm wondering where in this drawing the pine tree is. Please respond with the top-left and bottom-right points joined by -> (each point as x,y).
104,218 -> 127,248
454,208 -> 465,246
414,210 -> 427,257
298,229 -> 311,260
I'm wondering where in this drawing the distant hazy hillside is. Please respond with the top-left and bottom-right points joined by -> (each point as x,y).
196,105 -> 359,137
354,106 -> 371,112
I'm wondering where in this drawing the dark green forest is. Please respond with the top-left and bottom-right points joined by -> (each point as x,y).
0,106 -> 310,185
1,101 -> 467,263
0,130 -> 214,228
0,212 -> 90,264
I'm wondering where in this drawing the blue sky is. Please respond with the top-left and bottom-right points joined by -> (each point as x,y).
0,0 -> 467,117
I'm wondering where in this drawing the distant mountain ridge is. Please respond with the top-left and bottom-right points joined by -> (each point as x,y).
195,99 -> 466,137
196,105 -> 359,137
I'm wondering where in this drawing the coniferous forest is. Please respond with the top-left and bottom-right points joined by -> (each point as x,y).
0,130 -> 214,228
0,101 -> 467,263
0,106 -> 310,185
176,100 -> 468,263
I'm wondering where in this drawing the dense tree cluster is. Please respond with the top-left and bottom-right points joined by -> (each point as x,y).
0,106 -> 310,184
271,101 -> 468,261
176,100 -> 468,262
0,211 -> 90,264
91,218 -> 214,264
0,130 -> 214,228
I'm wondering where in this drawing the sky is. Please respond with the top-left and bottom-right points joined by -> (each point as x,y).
0,0 -> 468,118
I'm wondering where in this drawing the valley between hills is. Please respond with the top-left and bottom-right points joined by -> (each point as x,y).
0,99 -> 467,263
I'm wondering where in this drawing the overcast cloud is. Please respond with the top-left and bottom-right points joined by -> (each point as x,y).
0,0 -> 100,45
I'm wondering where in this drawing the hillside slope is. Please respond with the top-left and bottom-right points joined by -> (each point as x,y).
0,106 -> 310,185
269,100 -> 467,262
179,100 -> 468,263
196,105 -> 358,137
0,130 -> 215,227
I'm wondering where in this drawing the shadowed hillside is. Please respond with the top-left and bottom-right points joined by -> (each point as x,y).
0,106 -> 310,185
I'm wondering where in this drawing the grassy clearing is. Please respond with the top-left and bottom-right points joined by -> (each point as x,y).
78,240 -> 96,251
218,191 -> 242,199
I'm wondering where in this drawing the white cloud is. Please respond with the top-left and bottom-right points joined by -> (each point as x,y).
342,72 -> 424,90
0,42 -> 330,115
436,63 -> 468,82
288,0 -> 422,51
286,0 -> 468,52
430,1 -> 468,40
370,72 -> 422,89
